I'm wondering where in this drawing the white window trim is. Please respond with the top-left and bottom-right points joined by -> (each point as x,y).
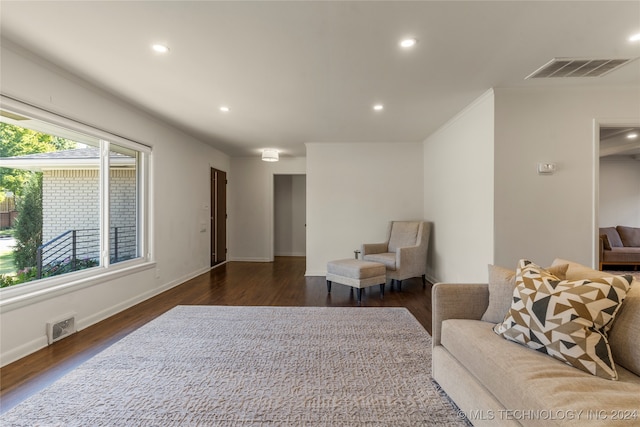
100,139 -> 111,268
0,96 -> 152,154
0,95 -> 154,312
0,260 -> 156,312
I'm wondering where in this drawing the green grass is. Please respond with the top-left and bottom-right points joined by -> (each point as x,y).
0,228 -> 14,238
0,229 -> 17,276
0,251 -> 16,276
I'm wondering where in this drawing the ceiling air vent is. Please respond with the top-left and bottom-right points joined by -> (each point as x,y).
526,58 -> 634,79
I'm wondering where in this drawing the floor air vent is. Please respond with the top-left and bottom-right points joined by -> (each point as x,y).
47,314 -> 77,344
526,57 -> 635,79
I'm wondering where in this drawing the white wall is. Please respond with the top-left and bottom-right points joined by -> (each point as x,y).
423,90 -> 495,283
306,142 -> 424,276
274,175 -> 306,256
494,87 -> 640,269
0,40 -> 230,366
228,157 -> 306,262
599,156 -> 640,228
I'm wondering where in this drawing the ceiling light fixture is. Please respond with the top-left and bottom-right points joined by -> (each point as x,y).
629,33 -> 640,42
373,104 -> 384,111
262,149 -> 279,162
151,44 -> 170,53
627,132 -> 638,139
220,106 -> 230,113
399,38 -> 418,48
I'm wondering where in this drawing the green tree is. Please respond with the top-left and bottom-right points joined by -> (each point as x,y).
13,173 -> 43,271
0,122 -> 76,196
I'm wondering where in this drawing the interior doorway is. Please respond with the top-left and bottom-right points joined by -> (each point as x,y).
211,168 -> 227,266
596,124 -> 640,267
274,174 -> 306,257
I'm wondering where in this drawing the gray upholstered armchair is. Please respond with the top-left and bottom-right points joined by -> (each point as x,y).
361,221 -> 431,290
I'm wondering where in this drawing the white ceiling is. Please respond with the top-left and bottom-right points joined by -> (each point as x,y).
600,127 -> 640,158
1,1 -> 639,158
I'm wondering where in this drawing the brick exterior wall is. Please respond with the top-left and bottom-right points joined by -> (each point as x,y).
42,169 -> 136,261
109,170 -> 136,229
42,170 -> 100,242
109,169 -> 137,261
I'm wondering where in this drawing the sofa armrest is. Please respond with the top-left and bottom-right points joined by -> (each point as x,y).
432,283 -> 489,347
361,242 -> 388,255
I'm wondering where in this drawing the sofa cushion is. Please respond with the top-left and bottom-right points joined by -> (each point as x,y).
601,234 -> 612,250
494,260 -> 632,380
603,247 -> 640,264
441,319 -> 640,426
609,281 -> 640,376
617,226 -> 640,247
600,227 -> 624,248
481,263 -> 568,324
552,258 -> 640,376
362,252 -> 396,270
553,258 -> 613,280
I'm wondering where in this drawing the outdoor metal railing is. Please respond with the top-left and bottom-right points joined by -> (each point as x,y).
36,226 -> 136,279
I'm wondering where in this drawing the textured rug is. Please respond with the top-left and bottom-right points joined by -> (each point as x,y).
1,306 -> 470,426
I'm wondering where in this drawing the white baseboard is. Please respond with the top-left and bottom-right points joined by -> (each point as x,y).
211,261 -> 228,269
305,270 -> 327,277
227,257 -> 272,262
1,336 -> 48,368
0,266 -> 211,368
425,271 -> 440,284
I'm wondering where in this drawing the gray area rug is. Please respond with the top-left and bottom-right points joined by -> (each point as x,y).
1,306 -> 470,426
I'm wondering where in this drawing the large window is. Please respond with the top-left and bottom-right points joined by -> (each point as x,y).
0,97 -> 150,289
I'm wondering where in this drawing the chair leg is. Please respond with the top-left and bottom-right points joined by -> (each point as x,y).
356,288 -> 363,303
380,283 -> 385,297
326,280 -> 332,293
422,274 -> 426,288
397,280 -> 402,292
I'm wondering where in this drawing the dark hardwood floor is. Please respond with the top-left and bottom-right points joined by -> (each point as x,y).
0,257 -> 434,414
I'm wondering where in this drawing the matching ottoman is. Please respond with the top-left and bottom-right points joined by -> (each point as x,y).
326,259 -> 386,304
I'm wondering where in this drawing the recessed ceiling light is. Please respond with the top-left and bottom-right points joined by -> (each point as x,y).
262,149 -> 279,162
629,33 -> 640,42
627,132 -> 638,139
220,106 -> 230,113
151,44 -> 170,53
373,104 -> 384,111
399,38 -> 418,48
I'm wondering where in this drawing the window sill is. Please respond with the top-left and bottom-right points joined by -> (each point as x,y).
0,259 -> 156,313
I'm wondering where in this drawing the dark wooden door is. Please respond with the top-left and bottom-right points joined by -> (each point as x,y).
211,168 -> 227,266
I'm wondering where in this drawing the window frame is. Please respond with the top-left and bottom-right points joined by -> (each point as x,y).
0,96 -> 154,311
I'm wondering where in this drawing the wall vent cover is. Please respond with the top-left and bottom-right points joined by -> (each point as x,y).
526,57 -> 635,79
47,314 -> 77,344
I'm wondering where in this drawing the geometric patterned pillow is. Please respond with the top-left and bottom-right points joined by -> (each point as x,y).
493,259 -> 632,380
481,263 -> 569,323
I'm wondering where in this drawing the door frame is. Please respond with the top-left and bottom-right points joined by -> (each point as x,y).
210,167 -> 227,267
272,174 -> 307,258
592,118 -> 640,268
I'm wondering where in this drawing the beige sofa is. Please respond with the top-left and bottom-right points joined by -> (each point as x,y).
600,226 -> 640,270
432,259 -> 640,427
